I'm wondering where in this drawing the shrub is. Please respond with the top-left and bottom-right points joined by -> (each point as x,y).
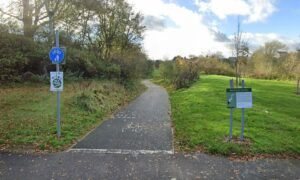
73,81 -> 128,114
159,61 -> 176,82
198,57 -> 235,76
0,32 -> 49,82
0,33 -> 37,82
159,57 -> 201,89
75,91 -> 105,113
103,63 -> 121,79
173,58 -> 200,89
65,48 -> 98,78
110,48 -> 150,82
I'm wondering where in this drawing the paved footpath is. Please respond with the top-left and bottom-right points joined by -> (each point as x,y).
1,81 -> 300,179
71,80 -> 173,153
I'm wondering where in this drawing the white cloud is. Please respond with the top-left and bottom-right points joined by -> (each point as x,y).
228,32 -> 298,53
127,0 -> 289,59
196,0 -> 250,19
195,0 -> 276,23
245,33 -> 298,50
127,0 -> 230,59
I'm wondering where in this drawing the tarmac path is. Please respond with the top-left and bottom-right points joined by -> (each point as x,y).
71,80 -> 173,153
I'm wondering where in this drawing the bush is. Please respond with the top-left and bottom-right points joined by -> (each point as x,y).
75,91 -> 106,113
103,63 -> 121,79
0,33 -> 50,83
159,57 -> 201,89
0,32 -> 152,83
0,33 -> 37,82
29,74 -> 48,83
65,48 -> 98,78
111,48 -> 151,82
73,81 -> 129,114
173,58 -> 200,89
159,61 -> 176,82
198,57 -> 234,76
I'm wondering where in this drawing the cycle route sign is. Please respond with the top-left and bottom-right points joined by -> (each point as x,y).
49,47 -> 65,64
50,72 -> 63,91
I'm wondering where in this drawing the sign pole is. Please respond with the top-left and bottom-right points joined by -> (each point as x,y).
240,80 -> 245,140
55,30 -> 61,138
229,79 -> 234,141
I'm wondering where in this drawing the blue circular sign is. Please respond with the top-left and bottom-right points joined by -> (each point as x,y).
49,47 -> 65,64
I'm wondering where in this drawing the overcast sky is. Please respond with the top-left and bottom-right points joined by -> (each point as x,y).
127,0 -> 300,59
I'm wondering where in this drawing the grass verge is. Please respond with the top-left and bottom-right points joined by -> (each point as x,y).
0,80 -> 145,152
160,75 -> 300,156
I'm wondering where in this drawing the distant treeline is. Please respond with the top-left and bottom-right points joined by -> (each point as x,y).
156,40 -> 300,89
0,0 -> 153,84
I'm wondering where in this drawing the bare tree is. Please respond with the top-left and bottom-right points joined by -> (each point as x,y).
95,0 -> 144,61
232,17 -> 249,87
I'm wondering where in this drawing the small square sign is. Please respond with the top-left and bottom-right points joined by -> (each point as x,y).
226,88 -> 252,108
236,92 -> 252,108
50,72 -> 63,92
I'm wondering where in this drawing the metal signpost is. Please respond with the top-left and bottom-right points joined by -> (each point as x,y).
228,80 -> 234,140
226,80 -> 252,141
49,31 -> 64,138
240,80 -> 246,140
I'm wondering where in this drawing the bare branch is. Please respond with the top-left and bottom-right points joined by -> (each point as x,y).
0,8 -> 22,21
33,0 -> 47,25
35,13 -> 48,23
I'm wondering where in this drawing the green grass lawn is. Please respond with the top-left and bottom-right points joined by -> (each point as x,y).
0,80 -> 144,152
170,75 -> 300,155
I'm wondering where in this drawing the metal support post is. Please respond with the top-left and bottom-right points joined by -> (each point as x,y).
229,79 -> 234,141
55,30 -> 61,138
240,80 -> 245,140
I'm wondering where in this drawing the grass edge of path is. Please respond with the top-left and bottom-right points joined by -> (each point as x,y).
0,80 -> 147,154
151,75 -> 300,160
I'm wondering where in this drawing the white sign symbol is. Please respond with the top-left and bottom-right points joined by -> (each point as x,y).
228,94 -> 234,102
55,55 -> 59,62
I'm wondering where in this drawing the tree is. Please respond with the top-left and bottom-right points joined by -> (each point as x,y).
60,0 -> 98,47
263,40 -> 287,59
159,61 -> 176,82
0,0 -> 152,82
0,0 -> 66,39
232,17 -> 249,87
93,0 -> 144,61
250,40 -> 288,79
251,48 -> 272,78
0,13 -> 21,34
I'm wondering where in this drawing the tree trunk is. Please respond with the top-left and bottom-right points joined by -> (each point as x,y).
22,0 -> 34,39
235,57 -> 239,87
